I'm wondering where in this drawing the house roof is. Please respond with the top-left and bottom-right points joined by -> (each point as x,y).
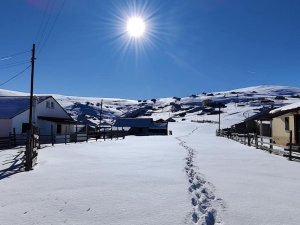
114,118 -> 153,128
245,102 -> 300,120
269,101 -> 300,116
244,108 -> 273,122
150,122 -> 168,130
0,96 -> 51,119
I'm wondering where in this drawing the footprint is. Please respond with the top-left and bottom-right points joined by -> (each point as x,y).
191,198 -> 198,206
192,212 -> 199,223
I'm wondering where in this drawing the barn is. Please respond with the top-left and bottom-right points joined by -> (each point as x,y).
0,96 -> 75,140
114,118 -> 168,136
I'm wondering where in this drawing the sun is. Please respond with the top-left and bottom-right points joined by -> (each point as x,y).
126,17 -> 146,38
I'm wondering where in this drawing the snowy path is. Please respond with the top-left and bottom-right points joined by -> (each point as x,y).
176,127 -> 224,225
174,122 -> 300,225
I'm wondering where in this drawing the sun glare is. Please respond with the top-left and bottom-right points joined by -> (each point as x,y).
102,1 -> 165,56
126,17 -> 146,38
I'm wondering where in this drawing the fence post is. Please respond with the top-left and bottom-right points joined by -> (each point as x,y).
75,123 -> 78,143
13,128 -> 16,147
255,133 -> 258,149
247,133 -> 250,146
38,128 -> 41,149
51,125 -> 54,146
122,127 -> 125,139
8,132 -> 12,149
86,125 -> 88,142
289,130 -> 293,161
103,128 -> 106,141
269,138 -> 273,151
65,132 -> 67,144
110,126 -> 113,140
95,127 -> 98,141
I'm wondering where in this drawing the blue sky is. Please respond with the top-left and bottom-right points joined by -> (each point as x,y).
0,0 -> 300,99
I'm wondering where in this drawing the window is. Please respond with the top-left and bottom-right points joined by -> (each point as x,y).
285,117 -> 290,131
51,102 -> 55,109
46,101 -> 50,108
22,123 -> 30,133
57,124 -> 62,134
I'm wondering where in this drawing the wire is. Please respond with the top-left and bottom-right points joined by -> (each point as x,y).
0,50 -> 31,61
0,60 -> 31,70
37,0 -> 66,57
36,0 -> 57,48
34,0 -> 51,43
0,65 -> 31,87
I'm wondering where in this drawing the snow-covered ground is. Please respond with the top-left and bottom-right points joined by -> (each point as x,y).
1,122 -> 300,225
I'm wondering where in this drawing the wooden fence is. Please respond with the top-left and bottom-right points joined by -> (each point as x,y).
217,129 -> 300,161
0,129 -> 126,150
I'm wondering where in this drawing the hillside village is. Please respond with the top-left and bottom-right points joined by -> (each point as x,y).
1,85 -> 300,225
1,85 -> 300,149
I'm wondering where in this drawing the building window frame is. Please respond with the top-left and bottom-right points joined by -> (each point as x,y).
22,123 -> 30,133
285,117 -> 290,131
57,124 -> 62,134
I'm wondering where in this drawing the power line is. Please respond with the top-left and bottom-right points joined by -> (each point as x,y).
34,0 -> 51,43
0,50 -> 31,61
36,0 -> 57,48
0,65 -> 31,87
37,0 -> 66,57
0,60 -> 31,70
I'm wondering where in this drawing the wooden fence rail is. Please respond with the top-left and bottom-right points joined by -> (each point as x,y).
0,130 -> 127,150
217,129 -> 299,161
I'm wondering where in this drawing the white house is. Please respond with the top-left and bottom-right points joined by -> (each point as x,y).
0,96 -> 75,140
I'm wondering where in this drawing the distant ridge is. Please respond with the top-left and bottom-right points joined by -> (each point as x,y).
1,85 -> 300,127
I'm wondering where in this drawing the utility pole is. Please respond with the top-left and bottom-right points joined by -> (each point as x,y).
218,103 -> 221,132
29,43 -> 36,129
99,99 -> 103,128
25,43 -> 36,171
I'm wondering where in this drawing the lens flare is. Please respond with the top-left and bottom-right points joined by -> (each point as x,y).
126,17 -> 146,38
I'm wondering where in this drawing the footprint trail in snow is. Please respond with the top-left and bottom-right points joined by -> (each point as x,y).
177,128 -> 225,225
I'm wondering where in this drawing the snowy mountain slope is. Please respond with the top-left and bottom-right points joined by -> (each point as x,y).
0,89 -> 27,96
1,85 -> 300,127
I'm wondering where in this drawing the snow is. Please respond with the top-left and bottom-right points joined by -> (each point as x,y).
0,89 -> 27,96
1,85 -> 300,127
177,122 -> 300,225
0,136 -> 190,225
2,85 -> 300,224
2,122 -> 300,224
270,101 -> 300,114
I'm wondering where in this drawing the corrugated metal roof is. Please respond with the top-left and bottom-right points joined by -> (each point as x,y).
0,96 -> 50,119
114,118 -> 153,127
150,122 -> 168,129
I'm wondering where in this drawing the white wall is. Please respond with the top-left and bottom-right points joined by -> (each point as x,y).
37,97 -> 70,118
0,119 -> 12,137
9,97 -> 72,135
11,110 -> 30,134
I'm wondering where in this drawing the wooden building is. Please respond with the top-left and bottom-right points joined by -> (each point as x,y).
114,118 -> 168,136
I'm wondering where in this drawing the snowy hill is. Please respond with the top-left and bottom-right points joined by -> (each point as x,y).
1,85 -> 300,127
